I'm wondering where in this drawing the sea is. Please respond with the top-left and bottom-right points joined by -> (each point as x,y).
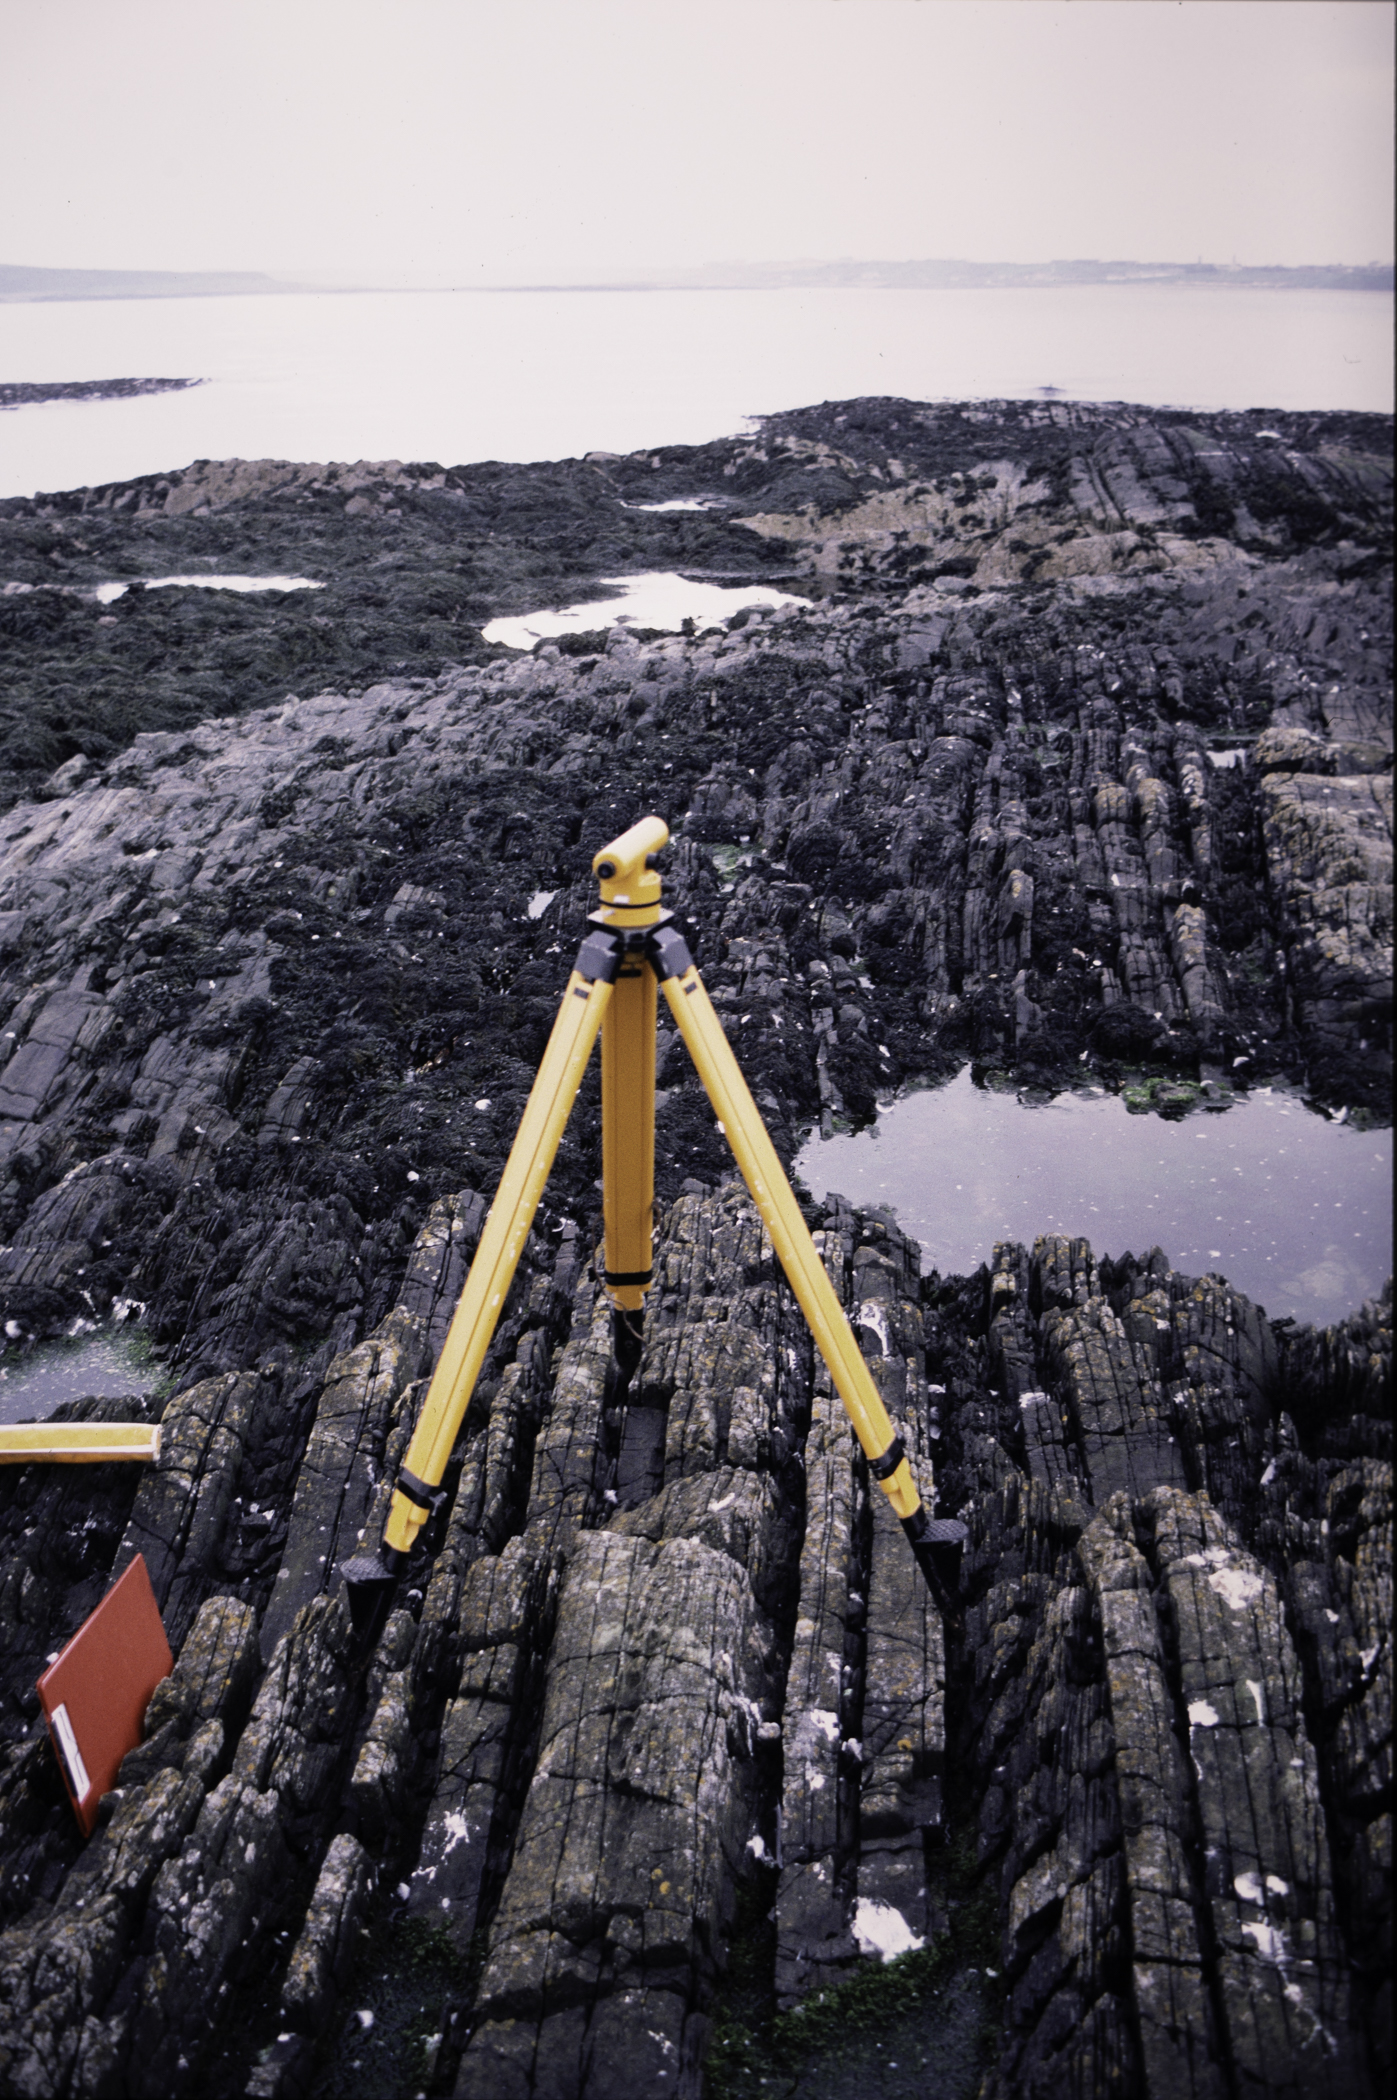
0,281 -> 1392,501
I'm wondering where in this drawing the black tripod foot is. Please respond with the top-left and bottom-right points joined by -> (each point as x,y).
609,1307 -> 645,1381
340,1546 -> 405,1648
902,1510 -> 969,1612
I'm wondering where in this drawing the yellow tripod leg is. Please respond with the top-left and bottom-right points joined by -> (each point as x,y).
659,958 -> 925,1524
378,959 -> 614,1562
601,955 -> 656,1315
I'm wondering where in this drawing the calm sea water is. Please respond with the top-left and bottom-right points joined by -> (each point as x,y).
0,283 -> 1391,500
794,1069 -> 1392,1328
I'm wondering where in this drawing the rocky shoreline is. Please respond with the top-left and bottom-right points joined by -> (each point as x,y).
0,397 -> 1389,2096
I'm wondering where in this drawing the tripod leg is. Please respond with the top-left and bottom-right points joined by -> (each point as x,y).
658,950 -> 963,1605
601,953 -> 656,1318
366,956 -> 615,1575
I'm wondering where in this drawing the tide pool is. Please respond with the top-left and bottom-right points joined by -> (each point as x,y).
93,574 -> 323,604
482,571 -> 809,648
794,1067 -> 1391,1328
0,1324 -> 167,1425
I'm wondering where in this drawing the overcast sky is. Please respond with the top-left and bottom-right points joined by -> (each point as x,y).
2,0 -> 1391,282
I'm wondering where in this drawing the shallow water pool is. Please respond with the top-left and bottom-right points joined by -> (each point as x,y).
93,575 -> 323,604
794,1067 -> 1391,1328
482,571 -> 810,649
0,1325 -> 167,1425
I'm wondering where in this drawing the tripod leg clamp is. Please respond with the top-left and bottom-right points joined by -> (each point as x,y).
646,923 -> 695,982
383,1473 -> 445,1555
576,929 -> 624,984
867,1434 -> 906,1482
396,1466 -> 447,1518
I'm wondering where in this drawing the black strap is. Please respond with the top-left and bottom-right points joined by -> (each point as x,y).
604,1268 -> 654,1288
397,1466 -> 446,1516
867,1434 -> 906,1481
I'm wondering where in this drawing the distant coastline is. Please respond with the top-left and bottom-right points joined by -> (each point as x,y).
1,256 -> 1391,303
526,257 -> 1396,295
0,377 -> 202,410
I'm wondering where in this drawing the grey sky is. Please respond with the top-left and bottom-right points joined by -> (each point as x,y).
3,0 -> 1391,280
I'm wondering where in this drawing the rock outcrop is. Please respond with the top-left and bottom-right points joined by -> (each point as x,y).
0,397 -> 1388,2096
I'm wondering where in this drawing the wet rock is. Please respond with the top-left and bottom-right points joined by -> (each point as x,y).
115,1591 -> 258,1788
453,1528 -> 768,2098
115,1372 -> 264,1648
0,1591 -> 258,2096
406,1541 -> 559,1946
120,1589 -> 363,2095
279,1828 -> 374,2030
0,1172 -> 1388,2098
0,398 -> 1387,2097
1261,767 -> 1393,1112
0,1763 -> 205,2098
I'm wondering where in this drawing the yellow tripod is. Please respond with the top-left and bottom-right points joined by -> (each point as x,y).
343,816 -> 964,1616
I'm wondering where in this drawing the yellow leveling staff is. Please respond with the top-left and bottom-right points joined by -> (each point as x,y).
0,1423 -> 161,1464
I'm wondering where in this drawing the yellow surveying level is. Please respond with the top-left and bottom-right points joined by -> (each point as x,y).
343,816 -> 965,1617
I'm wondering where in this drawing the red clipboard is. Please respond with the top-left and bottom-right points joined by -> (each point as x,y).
37,1554 -> 173,1836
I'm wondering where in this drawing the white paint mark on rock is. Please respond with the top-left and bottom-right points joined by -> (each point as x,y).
852,1898 -> 925,1963
1188,1700 -> 1221,1729
855,1303 -> 891,1357
1242,1918 -> 1290,1965
1208,1565 -> 1265,1611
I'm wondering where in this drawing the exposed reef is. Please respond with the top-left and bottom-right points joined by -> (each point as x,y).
0,398 -> 1389,2097
0,380 -> 203,413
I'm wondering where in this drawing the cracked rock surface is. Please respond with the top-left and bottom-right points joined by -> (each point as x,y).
0,396 -> 1388,2097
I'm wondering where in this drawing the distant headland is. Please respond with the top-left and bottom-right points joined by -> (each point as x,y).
1,256 -> 1391,302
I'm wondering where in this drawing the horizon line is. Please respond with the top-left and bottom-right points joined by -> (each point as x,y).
1,256 -> 1392,303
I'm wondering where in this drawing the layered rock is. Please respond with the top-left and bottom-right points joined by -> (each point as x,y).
0,1176 -> 1387,2095
0,398 -> 1388,2096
